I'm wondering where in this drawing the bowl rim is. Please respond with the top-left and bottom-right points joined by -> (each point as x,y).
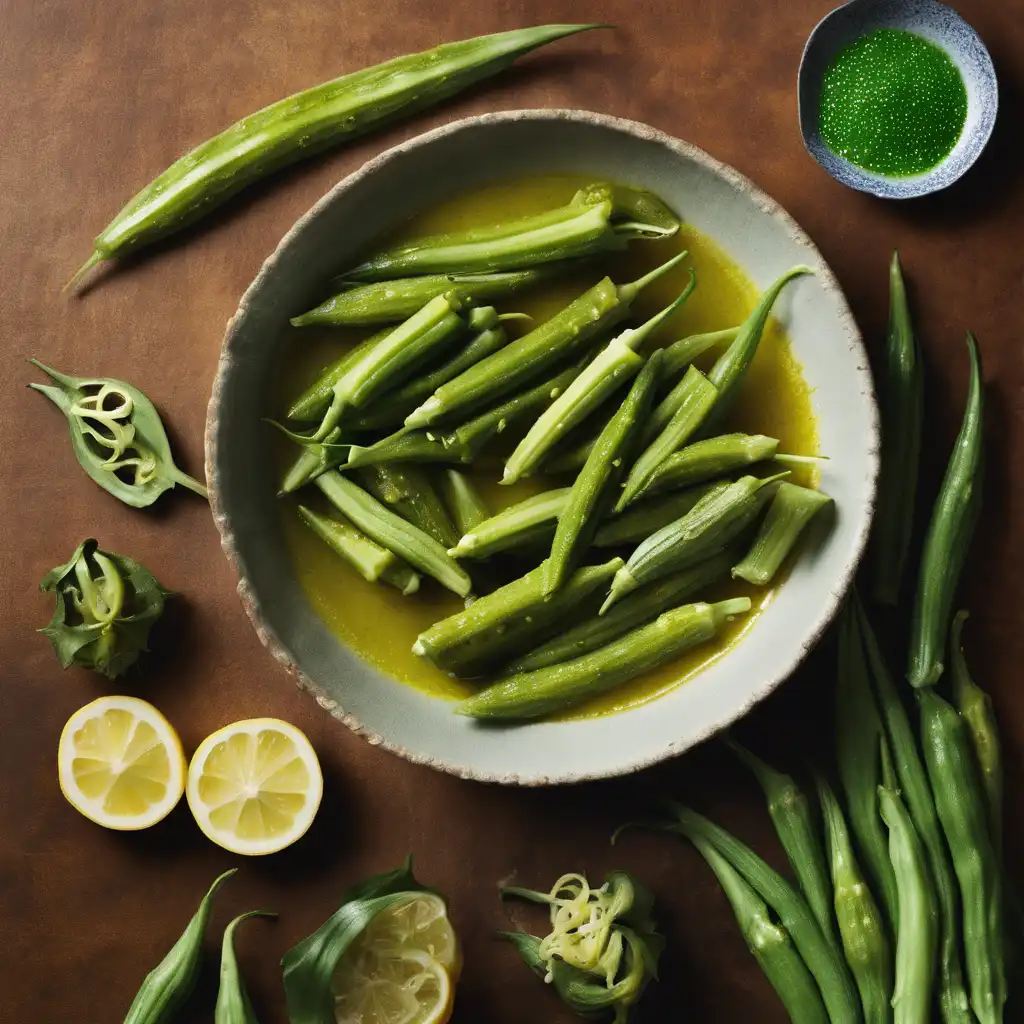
206,108 -> 878,785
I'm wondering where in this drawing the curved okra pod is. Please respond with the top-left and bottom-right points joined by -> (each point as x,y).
701,266 -> 813,432
296,505 -> 420,594
732,483 -> 833,586
871,252 -> 924,606
640,433 -> 781,497
919,689 -> 1007,1024
292,266 -> 568,327
506,550 -> 734,673
572,181 -> 681,235
312,292 -> 469,441
354,464 -> 459,549
817,775 -> 893,1024
688,834 -> 829,1024
448,488 -> 572,560
727,741 -> 838,951
345,429 -> 473,469
405,253 -> 689,429
71,25 -> 606,285
615,364 -> 717,509
949,611 -> 1002,849
503,270 -> 696,483
908,334 -> 983,688
592,484 -> 719,547
215,910 -> 276,1024
878,783 -> 937,1024
414,558 -> 623,676
661,326 -> 740,378
661,806 -> 862,1024
853,594 -> 970,1024
602,473 -> 787,613
439,470 -> 490,536
545,351 -> 663,594
456,598 -> 750,719
315,472 -> 470,596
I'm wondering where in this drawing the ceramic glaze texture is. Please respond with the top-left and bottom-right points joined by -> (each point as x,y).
798,0 -> 998,198
206,110 -> 879,784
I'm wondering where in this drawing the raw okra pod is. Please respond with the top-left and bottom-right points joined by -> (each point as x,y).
215,910 -> 276,1024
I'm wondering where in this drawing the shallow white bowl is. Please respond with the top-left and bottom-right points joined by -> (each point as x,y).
206,110 -> 878,785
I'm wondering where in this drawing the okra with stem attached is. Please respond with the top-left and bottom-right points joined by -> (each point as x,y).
414,557 -> 623,676
871,251 -> 923,606
354,464 -> 459,549
502,271 -> 696,484
816,774 -> 893,1024
662,805 -> 862,1024
835,601 -> 899,936
292,266 -> 569,327
507,550 -> 734,673
908,333 -> 983,689
296,505 -> 420,595
949,610 -> 1002,849
592,483 -> 720,547
727,740 -> 838,951
439,469 -> 490,536
456,598 -> 750,719
689,833 -> 829,1024
732,483 -> 832,586
854,594 -> 971,1024
615,363 -> 718,509
345,428 -> 473,469
448,487 -> 571,560
601,472 -> 787,614
215,910 -> 276,1024
405,253 -> 688,428
278,427 -> 351,495
545,351 -> 663,594
879,781 -> 937,1024
315,472 -> 470,596
919,688 -> 1006,1024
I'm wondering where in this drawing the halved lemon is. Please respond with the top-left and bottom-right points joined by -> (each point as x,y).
333,893 -> 459,1024
186,717 -> 323,856
57,695 -> 185,830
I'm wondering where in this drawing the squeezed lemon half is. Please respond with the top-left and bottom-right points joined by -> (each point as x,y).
186,717 -> 323,856
57,695 -> 186,830
333,893 -> 460,1024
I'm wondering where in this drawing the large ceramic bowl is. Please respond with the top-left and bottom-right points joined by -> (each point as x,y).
207,110 -> 878,785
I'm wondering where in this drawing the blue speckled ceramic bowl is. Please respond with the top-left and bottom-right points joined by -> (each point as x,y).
798,0 -> 998,198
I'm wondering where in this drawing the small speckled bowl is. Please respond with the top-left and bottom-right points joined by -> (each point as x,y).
798,0 -> 998,199
206,110 -> 879,785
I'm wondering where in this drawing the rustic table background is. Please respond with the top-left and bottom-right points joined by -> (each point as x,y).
2,1 -> 1021,1020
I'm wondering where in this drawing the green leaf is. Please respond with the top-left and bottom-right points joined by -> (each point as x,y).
29,360 -> 207,508
281,857 -> 438,1024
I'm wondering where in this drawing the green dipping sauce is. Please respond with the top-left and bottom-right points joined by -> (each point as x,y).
819,28 -> 968,177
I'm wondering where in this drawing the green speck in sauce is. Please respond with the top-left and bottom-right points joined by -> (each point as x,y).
818,28 -> 968,177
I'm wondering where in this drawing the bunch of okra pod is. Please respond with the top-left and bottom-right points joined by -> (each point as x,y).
635,255 -> 1012,1024
277,183 -> 832,721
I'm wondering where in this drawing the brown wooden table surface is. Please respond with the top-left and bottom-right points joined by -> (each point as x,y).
2,1 -> 1022,1020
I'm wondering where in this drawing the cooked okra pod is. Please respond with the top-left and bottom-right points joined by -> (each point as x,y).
439,470 -> 490,535
507,550 -> 733,673
405,253 -> 688,428
732,482 -> 832,586
640,433 -> 781,497
345,183 -> 677,281
354,464 -> 460,549
457,598 -> 750,719
602,472 -> 786,613
616,363 -> 718,509
661,326 -> 740,378
907,334 -> 983,688
278,427 -> 350,495
414,557 -> 623,676
871,251 -> 924,606
315,472 -> 470,596
817,774 -> 893,1024
346,428 -> 473,469
592,484 -> 720,547
545,351 -> 663,593
448,487 -> 571,560
296,505 -> 420,595
502,271 -> 695,484
292,266 -> 566,327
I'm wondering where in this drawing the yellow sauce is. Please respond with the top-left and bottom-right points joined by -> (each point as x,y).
272,175 -> 819,718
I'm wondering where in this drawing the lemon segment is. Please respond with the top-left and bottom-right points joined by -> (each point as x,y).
57,695 -> 185,830
186,717 -> 323,856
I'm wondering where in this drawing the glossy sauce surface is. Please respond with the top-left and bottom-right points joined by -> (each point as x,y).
273,175 -> 819,718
